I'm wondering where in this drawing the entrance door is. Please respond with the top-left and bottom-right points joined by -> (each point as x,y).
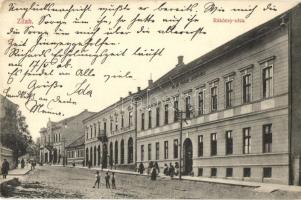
102,144 -> 108,168
183,138 -> 193,175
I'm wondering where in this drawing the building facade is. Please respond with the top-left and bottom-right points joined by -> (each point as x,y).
65,135 -> 85,166
39,110 -> 94,165
83,92 -> 138,170
134,6 -> 301,185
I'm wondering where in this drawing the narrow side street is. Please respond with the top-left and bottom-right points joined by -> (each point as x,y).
3,166 -> 301,199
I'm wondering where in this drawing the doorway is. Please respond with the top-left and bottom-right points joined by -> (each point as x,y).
183,138 -> 193,175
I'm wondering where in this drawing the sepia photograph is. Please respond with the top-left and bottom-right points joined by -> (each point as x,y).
0,0 -> 301,198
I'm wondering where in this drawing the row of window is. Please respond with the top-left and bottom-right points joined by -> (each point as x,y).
140,58 -> 274,131
198,167 -> 272,178
43,133 -> 61,145
67,149 -> 84,158
140,124 -> 272,161
198,124 -> 272,157
141,139 -> 179,161
86,111 -> 134,139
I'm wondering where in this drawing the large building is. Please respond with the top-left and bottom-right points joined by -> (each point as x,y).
135,5 -> 301,185
83,92 -> 139,170
83,4 -> 301,185
39,109 -> 94,165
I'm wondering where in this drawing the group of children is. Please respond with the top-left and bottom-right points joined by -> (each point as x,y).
93,171 -> 116,189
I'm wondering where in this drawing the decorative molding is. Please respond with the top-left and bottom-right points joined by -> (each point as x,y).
208,78 -> 220,85
239,64 -> 254,72
223,71 -> 236,79
258,55 -> 276,64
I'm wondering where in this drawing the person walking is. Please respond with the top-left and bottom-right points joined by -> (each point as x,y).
105,171 -> 110,188
169,163 -> 175,179
163,163 -> 169,176
150,166 -> 157,180
111,172 -> 116,189
1,159 -> 9,179
138,162 -> 145,174
21,158 -> 25,169
154,162 -> 160,175
93,171 -> 101,188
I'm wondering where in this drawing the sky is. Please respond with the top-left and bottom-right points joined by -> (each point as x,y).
0,0 -> 298,141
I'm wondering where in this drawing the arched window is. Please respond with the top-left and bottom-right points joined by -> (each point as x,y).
90,147 -> 92,165
94,146 -> 97,166
109,142 -> 113,166
120,139 -> 124,164
128,137 -> 133,163
115,141 -> 118,164
86,148 -> 89,166
98,145 -> 101,166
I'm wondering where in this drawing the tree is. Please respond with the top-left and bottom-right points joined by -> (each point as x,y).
1,106 -> 33,162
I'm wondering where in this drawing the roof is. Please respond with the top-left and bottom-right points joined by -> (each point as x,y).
65,135 -> 85,149
52,109 -> 95,125
150,4 -> 298,90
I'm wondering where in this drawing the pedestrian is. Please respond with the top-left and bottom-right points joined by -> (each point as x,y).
82,160 -> 85,167
105,171 -> 110,188
163,163 -> 169,176
150,166 -> 157,181
21,158 -> 25,169
138,162 -> 145,174
174,162 -> 179,176
93,171 -> 101,188
169,163 -> 175,179
147,161 -> 153,177
111,172 -> 116,189
1,159 -> 9,179
154,161 -> 160,175
88,160 -> 92,169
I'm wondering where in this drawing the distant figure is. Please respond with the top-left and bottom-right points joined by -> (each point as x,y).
154,162 -> 160,175
93,171 -> 101,188
150,166 -> 157,180
138,162 -> 145,174
147,161 -> 153,176
169,163 -> 175,179
174,162 -> 179,176
72,160 -> 75,167
82,160 -> 85,167
111,172 -> 116,189
1,159 -> 9,179
105,171 -> 110,188
88,160 -> 92,169
21,158 -> 25,169
163,164 -> 169,176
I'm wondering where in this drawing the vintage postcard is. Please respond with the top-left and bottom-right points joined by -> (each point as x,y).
0,0 -> 301,198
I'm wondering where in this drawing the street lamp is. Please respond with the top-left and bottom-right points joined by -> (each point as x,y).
176,106 -> 191,180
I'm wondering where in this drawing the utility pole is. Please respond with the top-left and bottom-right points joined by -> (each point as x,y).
179,110 -> 183,180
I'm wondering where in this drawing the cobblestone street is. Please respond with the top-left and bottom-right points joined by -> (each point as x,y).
4,166 -> 301,199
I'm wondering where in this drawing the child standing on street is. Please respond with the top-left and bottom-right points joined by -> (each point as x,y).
105,171 -> 110,188
112,172 -> 116,189
93,171 -> 101,188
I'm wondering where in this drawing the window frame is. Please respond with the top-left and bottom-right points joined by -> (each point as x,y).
243,127 -> 251,154
263,124 -> 272,153
225,130 -> 233,155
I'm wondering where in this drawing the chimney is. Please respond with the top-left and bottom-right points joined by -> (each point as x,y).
128,91 -> 132,96
148,79 -> 153,87
177,55 -> 184,66
137,87 -> 141,92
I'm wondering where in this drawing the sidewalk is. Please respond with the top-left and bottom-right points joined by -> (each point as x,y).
0,166 -> 32,184
55,165 -> 301,193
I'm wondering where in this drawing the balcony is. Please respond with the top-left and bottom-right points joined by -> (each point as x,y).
97,130 -> 108,143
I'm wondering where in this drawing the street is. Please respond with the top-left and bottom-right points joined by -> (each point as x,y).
3,166 -> 301,199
